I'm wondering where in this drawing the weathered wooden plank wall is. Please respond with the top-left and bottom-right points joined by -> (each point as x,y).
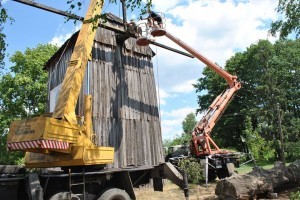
45,19 -> 164,168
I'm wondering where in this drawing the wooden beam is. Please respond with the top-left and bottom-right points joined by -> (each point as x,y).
12,0 -> 194,58
12,0 -> 84,21
150,41 -> 194,58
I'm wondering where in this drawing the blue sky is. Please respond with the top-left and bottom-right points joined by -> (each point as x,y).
2,0 -> 279,140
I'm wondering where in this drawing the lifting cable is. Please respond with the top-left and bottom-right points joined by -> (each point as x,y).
154,46 -> 162,121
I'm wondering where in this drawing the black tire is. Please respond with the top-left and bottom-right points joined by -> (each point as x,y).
98,188 -> 130,200
207,169 -> 217,181
47,191 -> 80,200
216,167 -> 230,180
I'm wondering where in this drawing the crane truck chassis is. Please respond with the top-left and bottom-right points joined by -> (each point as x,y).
137,19 -> 241,181
0,163 -> 187,200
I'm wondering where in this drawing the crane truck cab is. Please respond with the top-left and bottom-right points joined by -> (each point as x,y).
165,145 -> 190,165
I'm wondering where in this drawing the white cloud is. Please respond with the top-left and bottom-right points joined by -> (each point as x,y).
161,107 -> 197,139
49,24 -> 81,47
144,0 -> 183,13
156,79 -> 197,106
49,33 -> 72,46
156,87 -> 170,105
161,106 -> 204,140
150,0 -> 278,93
2,0 -> 10,5
171,79 -> 196,93
164,107 -> 195,118
151,0 -> 279,140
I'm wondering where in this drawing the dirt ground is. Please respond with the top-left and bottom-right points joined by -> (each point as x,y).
135,180 -> 299,200
135,181 -> 218,200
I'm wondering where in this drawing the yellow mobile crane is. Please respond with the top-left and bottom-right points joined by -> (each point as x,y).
7,0 -> 114,168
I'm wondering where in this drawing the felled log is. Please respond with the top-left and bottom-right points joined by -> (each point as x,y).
215,160 -> 300,200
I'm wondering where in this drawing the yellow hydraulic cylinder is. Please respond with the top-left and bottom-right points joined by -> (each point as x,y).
84,95 -> 92,141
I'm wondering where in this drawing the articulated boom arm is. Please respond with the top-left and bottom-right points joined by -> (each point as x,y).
162,31 -> 241,156
190,84 -> 240,156
164,32 -> 237,88
137,23 -> 241,156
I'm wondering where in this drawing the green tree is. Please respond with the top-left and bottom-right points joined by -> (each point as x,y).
194,39 -> 300,159
163,135 -> 186,147
0,2 -> 13,71
181,112 -> 197,145
66,0 -> 153,26
178,158 -> 203,184
0,44 -> 58,164
182,112 -> 197,134
67,0 -> 152,13
242,116 -> 275,162
270,0 -> 300,38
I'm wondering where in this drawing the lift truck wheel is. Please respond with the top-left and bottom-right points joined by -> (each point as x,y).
97,188 -> 130,200
207,169 -> 217,181
216,167 -> 230,180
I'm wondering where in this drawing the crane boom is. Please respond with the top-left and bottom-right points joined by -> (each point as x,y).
53,0 -> 103,123
164,32 -> 237,87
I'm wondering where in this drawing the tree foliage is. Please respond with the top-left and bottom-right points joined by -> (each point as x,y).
67,0 -> 152,13
178,158 -> 203,184
270,0 -> 300,38
182,112 -> 197,134
163,133 -> 190,147
66,0 -> 153,25
0,2 -> 13,72
0,44 -> 58,164
242,116 -> 275,162
194,39 -> 300,160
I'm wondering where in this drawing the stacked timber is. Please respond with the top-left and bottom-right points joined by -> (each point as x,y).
215,160 -> 300,199
44,13 -> 164,169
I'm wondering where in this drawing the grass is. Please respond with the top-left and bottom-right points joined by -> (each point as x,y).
236,159 -> 292,175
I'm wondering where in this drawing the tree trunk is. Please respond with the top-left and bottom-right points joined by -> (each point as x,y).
215,160 -> 300,199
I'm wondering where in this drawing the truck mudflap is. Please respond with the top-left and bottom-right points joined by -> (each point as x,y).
28,173 -> 43,200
